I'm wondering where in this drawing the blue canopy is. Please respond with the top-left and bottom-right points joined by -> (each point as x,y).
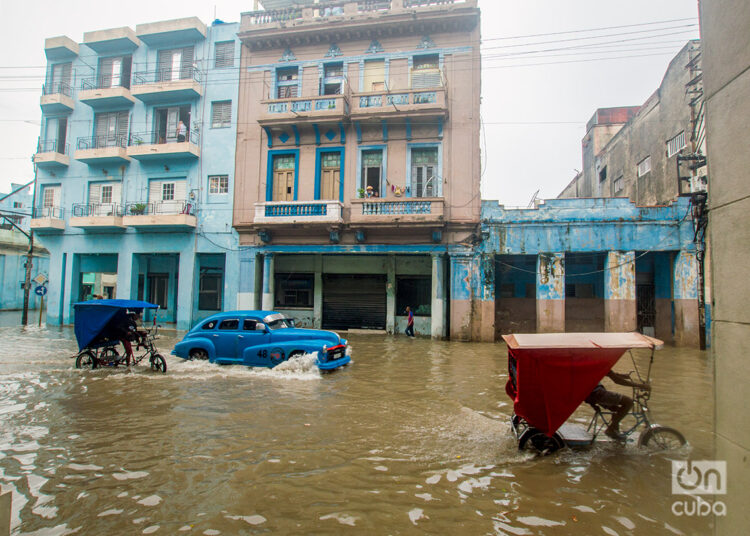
73,299 -> 158,351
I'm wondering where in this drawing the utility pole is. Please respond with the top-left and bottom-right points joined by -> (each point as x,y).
21,162 -> 39,326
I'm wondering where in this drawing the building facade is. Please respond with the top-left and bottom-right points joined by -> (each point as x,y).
558,41 -> 706,205
32,17 -> 241,329
233,0 -> 482,339
0,183 -> 49,311
480,197 -> 700,346
700,0 -> 750,532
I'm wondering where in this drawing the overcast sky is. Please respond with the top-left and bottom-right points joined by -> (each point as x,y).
0,0 -> 699,206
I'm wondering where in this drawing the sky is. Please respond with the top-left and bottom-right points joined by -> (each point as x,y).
0,0 -> 700,206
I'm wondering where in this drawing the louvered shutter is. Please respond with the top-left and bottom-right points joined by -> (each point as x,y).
89,183 -> 101,204
99,57 -> 114,87
116,111 -> 129,147
411,69 -> 441,89
180,47 -> 194,79
52,186 -> 61,208
174,180 -> 187,201
94,114 -> 108,147
149,180 -> 162,203
157,49 -> 171,81
215,42 -> 234,68
212,101 -> 231,128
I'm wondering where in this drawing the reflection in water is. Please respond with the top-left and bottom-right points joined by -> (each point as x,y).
0,323 -> 713,535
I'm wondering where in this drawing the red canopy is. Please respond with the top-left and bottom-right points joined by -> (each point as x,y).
503,333 -> 662,436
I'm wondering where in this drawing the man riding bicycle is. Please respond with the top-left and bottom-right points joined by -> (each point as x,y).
586,371 -> 651,440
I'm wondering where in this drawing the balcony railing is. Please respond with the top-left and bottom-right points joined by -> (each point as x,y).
129,129 -> 200,146
77,135 -> 128,150
72,203 -> 123,217
42,81 -> 72,97
37,140 -> 68,155
33,206 -> 64,219
81,75 -> 131,91
132,66 -> 202,85
253,200 -> 344,224
361,200 -> 433,215
265,203 -> 328,217
125,201 -> 196,216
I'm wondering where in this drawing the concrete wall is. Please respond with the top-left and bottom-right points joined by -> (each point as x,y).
700,0 -> 750,532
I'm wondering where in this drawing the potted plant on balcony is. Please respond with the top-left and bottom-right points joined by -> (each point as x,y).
130,203 -> 147,215
357,188 -> 365,198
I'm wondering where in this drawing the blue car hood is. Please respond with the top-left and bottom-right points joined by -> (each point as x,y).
271,328 -> 342,345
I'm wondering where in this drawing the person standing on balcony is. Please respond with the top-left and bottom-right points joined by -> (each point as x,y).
177,120 -> 187,142
405,306 -> 415,337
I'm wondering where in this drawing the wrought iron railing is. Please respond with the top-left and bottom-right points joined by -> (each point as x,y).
77,135 -> 128,150
37,140 -> 68,155
42,81 -> 73,97
33,206 -> 64,219
361,200 -> 432,215
356,89 -> 440,108
132,66 -> 202,85
125,201 -> 196,216
72,203 -> 123,217
264,203 -> 328,217
81,74 -> 131,91
129,129 -> 200,146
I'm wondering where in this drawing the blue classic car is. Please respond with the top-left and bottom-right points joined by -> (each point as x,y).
171,311 -> 350,371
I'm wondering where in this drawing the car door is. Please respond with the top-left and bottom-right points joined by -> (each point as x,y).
214,318 -> 241,364
237,318 -> 271,366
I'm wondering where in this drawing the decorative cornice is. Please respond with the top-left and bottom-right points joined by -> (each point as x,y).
417,35 -> 436,49
279,48 -> 297,62
365,40 -> 384,54
325,43 -> 343,58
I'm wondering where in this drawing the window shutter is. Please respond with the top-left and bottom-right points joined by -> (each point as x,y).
174,180 -> 187,201
112,182 -> 122,204
215,42 -> 234,68
149,180 -> 162,202
95,114 -> 108,141
116,111 -> 129,145
212,101 -> 231,128
99,57 -> 114,87
89,183 -> 101,204
52,186 -> 61,207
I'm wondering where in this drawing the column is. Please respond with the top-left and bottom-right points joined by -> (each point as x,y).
176,251 -> 196,331
431,254 -> 446,339
536,252 -> 565,333
62,253 -> 79,325
673,249 -> 700,346
116,250 -> 134,299
237,251 -> 257,309
261,253 -> 275,311
604,251 -> 636,332
478,254 -> 496,342
313,254 -> 323,329
45,249 -> 65,325
224,249 -> 240,312
449,253 -> 473,341
386,255 -> 396,335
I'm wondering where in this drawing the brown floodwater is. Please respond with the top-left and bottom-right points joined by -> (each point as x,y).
0,322 -> 714,535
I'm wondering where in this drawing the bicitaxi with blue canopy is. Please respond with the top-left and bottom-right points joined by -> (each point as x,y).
73,299 -> 158,351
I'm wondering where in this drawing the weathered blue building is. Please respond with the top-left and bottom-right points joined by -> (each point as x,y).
0,183 -> 50,311
449,197 -> 701,345
32,18 -> 241,329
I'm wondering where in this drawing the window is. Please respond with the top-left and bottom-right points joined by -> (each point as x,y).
162,183 -> 175,201
42,186 -> 60,208
153,105 -> 191,143
214,41 -> 234,68
599,165 -> 607,182
275,274 -> 314,308
243,319 -> 258,330
218,319 -> 239,330
199,267 -> 223,311
667,131 -> 686,157
98,55 -> 132,88
211,101 -> 232,128
157,47 -> 194,81
412,54 -> 441,89
362,59 -> 385,92
319,151 -> 341,200
209,175 -> 229,194
396,276 -> 431,316
637,156 -> 651,177
271,154 -> 297,201
613,176 -> 624,194
13,202 -> 21,209
361,149 -> 383,194
276,67 -> 299,98
322,62 -> 344,95
93,111 -> 129,148
411,147 -> 439,197
48,62 -> 72,93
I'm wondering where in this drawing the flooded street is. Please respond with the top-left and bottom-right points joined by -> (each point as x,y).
0,322 -> 713,535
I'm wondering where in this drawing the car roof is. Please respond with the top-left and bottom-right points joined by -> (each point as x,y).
201,310 -> 278,321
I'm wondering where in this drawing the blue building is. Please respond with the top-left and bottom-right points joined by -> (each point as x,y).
32,17 -> 241,329
0,183 -> 50,311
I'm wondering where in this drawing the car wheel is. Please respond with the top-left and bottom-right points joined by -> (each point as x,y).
189,348 -> 209,361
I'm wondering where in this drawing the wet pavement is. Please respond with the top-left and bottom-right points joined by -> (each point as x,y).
0,319 -> 714,535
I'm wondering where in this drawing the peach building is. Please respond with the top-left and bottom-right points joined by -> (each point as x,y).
233,0 -> 481,339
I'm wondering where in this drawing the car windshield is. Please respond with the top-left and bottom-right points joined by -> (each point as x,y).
266,318 -> 292,330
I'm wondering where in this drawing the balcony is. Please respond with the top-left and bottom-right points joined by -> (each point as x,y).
258,93 -> 349,127
131,67 -> 202,104
79,76 -> 135,109
351,86 -> 448,120
253,200 -> 344,225
40,82 -> 74,114
30,207 -> 65,233
350,197 -> 444,226
34,140 -> 69,169
69,203 -> 126,231
127,130 -> 200,161
74,136 -> 131,165
44,36 -> 78,62
122,201 -> 197,230
136,17 -> 206,47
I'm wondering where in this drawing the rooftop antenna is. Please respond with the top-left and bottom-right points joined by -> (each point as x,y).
527,189 -> 539,208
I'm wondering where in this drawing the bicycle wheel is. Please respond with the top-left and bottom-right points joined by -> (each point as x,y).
150,354 -> 167,374
100,347 -> 120,367
75,351 -> 97,370
638,426 -> 687,450
518,427 -> 565,455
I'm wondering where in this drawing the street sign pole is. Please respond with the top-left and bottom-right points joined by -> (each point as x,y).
22,159 -> 39,326
38,294 -> 44,327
